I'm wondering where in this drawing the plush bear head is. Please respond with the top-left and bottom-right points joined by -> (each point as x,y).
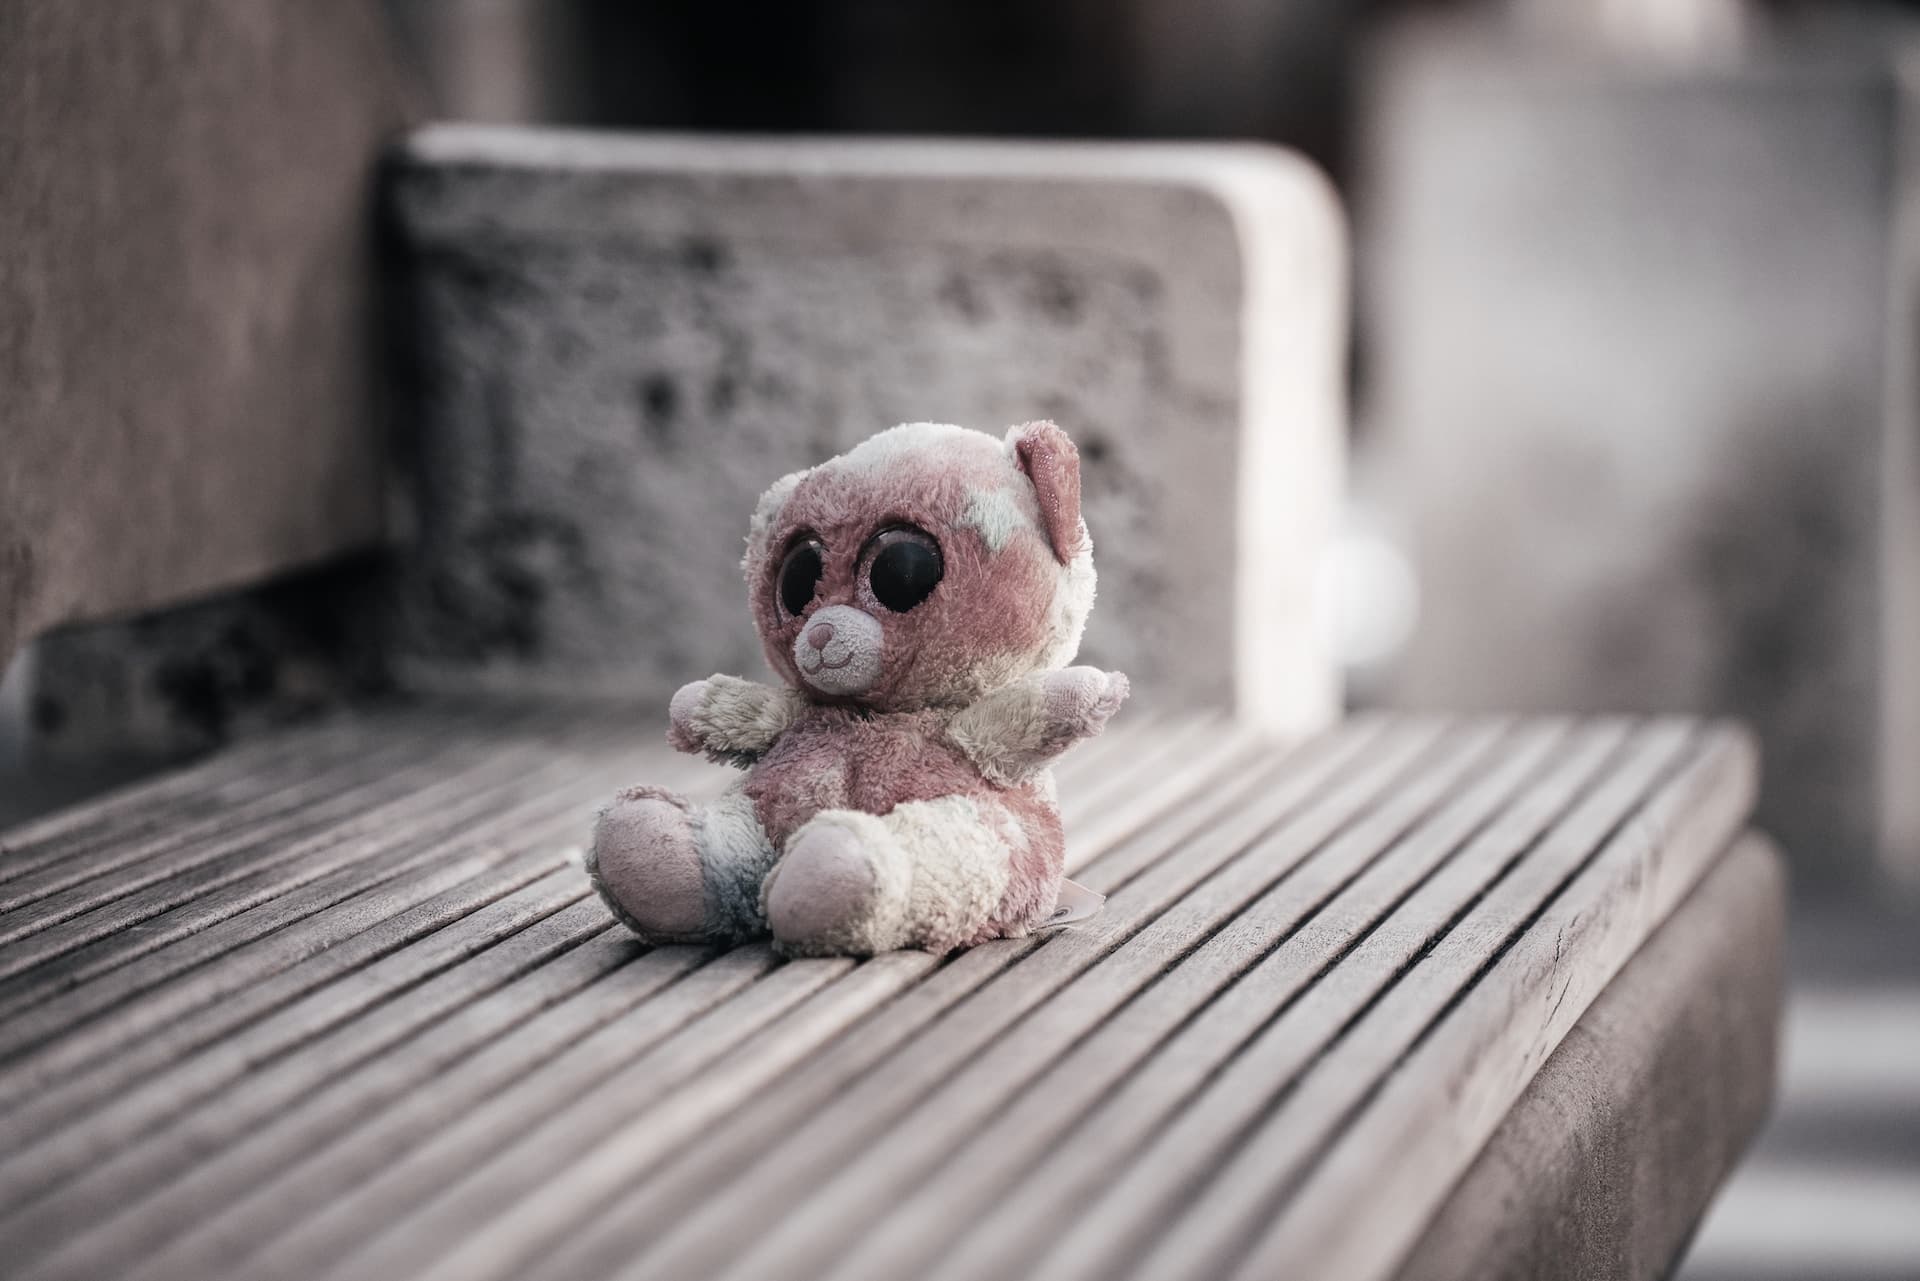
742,421 -> 1097,711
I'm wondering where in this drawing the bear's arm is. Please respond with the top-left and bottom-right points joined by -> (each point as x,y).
946,667 -> 1130,787
667,675 -> 808,767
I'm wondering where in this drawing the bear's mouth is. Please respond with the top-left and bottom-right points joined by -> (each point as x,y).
790,604 -> 885,695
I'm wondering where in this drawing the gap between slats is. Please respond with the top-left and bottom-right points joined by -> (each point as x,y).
0,706 -> 550,915
0,718 -> 759,1169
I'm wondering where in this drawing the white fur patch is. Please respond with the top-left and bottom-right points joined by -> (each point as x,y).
771,795 -> 1017,954
1042,544 -> 1097,670
793,604 -> 885,696
828,421 -> 1008,485
959,485 -> 1036,553
888,795 -> 1014,948
946,676 -> 1053,786
689,675 -> 806,753
743,468 -> 806,570
945,666 -> 1121,784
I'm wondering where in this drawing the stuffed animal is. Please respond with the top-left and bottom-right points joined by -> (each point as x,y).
584,420 -> 1128,957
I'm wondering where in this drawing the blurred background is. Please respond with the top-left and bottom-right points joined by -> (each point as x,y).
3,0 -> 1917,1276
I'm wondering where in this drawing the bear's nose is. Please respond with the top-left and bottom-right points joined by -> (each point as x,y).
807,622 -> 835,651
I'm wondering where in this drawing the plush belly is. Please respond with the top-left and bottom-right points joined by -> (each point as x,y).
745,710 -> 990,846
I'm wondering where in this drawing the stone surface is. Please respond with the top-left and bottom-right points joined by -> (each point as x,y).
1363,19 -> 1917,891
384,127 -> 1346,732
0,2 -> 418,667
1882,54 -> 1920,895
5,557 -> 392,772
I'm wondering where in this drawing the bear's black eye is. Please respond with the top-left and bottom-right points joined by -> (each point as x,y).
778,539 -> 824,616
866,527 -> 943,613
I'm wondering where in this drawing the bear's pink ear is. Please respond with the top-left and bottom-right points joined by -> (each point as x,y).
1009,420 -> 1085,564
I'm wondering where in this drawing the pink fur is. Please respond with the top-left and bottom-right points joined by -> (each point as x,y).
973,785 -> 1066,944
588,421 -> 1125,956
747,429 -> 1062,711
1011,420 -> 1087,563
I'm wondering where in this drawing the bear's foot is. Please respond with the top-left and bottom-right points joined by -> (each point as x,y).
763,812 -> 913,957
586,787 -> 708,944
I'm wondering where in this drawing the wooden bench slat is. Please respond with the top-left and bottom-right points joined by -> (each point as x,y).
0,725 -> 690,1122
0,713 -> 1240,1281
1233,724 -> 1756,1281
0,707 -> 495,874
0,717 -> 452,912
0,745 -> 711,1014
902,718 -> 1634,1281
1397,834 -> 1786,1281
19,724 -> 1159,1226
0,722 -> 455,921
0,717 -> 569,942
0,713 -> 623,988
382,720 -> 1415,1281
3,865 -> 595,1249
684,721 -> 1535,1281
233,724 -> 1275,1281
0,713 -> 1141,1113
0,711 -> 1764,1281
1050,721 -> 1701,1280
816,720 -> 1612,1281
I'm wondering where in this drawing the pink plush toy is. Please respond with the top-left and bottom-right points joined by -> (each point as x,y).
585,420 -> 1128,957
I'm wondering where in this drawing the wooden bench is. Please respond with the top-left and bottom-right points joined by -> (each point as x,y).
0,705 -> 1782,1281
0,14 -> 1782,1275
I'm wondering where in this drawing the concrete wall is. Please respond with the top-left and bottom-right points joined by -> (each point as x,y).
1363,19 -> 1915,891
383,128 -> 1348,732
0,2 -> 417,666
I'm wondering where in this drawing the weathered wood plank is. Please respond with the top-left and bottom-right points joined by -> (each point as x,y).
0,712 -> 1216,1281
0,729 -> 629,1021
0,716 -> 565,942
911,718 -> 1632,1281
1395,832 -> 1787,1281
209,724 -> 1269,1281
1227,724 -> 1757,1281
0,715 -> 613,986
0,711 -> 1139,1092
0,725 -> 434,909
0,708 -> 456,878
692,722 -> 1531,1281
5,858 -> 576,1178
1014,721 -> 1699,1280
0,734 -> 713,1031
819,720 -> 1620,1281
0,712 -> 1767,1281
396,720 -> 1421,1281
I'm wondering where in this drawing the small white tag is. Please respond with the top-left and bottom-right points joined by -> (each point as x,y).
1039,878 -> 1105,929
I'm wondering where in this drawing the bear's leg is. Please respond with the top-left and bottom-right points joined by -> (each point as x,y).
587,781 -> 779,945
763,794 -> 1061,957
